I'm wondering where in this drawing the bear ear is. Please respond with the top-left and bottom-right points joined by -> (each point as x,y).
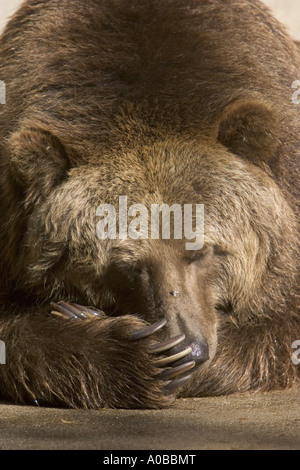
217,99 -> 281,164
8,127 -> 71,205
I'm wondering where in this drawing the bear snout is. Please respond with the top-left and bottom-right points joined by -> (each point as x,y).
101,247 -> 217,369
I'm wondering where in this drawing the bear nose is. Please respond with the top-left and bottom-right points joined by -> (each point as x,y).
189,339 -> 209,365
171,338 -> 209,367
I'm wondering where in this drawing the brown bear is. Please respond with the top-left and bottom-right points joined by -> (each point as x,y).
0,0 -> 299,409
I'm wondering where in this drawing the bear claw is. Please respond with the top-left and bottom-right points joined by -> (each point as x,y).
50,301 -> 195,395
153,346 -> 193,366
50,301 -> 104,320
129,318 -> 167,340
149,333 -> 186,353
157,361 -> 196,381
71,302 -> 104,317
163,374 -> 193,394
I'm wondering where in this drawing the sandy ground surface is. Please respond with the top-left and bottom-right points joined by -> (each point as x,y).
0,0 -> 299,453
1,388 -> 299,450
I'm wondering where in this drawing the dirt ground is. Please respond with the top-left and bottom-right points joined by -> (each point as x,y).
1,388 -> 299,450
0,0 -> 299,452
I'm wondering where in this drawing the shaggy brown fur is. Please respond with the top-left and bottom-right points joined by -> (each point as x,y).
0,0 -> 299,409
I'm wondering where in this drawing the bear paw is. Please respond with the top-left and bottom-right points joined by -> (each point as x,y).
51,300 -> 195,403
